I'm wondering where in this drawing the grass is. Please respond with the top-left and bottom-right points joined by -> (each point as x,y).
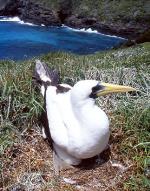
0,43 -> 150,190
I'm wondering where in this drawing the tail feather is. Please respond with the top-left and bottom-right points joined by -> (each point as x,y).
33,60 -> 60,88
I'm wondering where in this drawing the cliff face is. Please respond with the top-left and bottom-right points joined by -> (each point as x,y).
0,0 -> 61,26
0,0 -> 21,16
0,0 -> 150,40
0,0 -> 10,10
19,1 -> 61,26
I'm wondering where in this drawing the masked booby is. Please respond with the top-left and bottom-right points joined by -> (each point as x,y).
33,60 -> 136,173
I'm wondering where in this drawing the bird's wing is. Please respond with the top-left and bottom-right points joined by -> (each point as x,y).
33,60 -> 72,146
33,60 -> 81,168
45,87 -> 81,166
45,86 -> 70,147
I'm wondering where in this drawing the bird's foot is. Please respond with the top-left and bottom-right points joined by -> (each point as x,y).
53,151 -> 75,176
95,154 -> 105,165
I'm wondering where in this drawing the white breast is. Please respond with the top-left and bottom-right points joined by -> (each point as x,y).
67,103 -> 110,159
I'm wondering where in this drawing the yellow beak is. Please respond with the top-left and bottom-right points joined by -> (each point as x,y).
97,82 -> 136,96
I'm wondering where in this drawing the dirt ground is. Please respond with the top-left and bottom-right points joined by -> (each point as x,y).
0,127 -> 135,191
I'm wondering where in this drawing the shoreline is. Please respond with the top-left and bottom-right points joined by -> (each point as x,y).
1,14 -> 149,43
0,16 -> 126,40
19,15 -> 148,40
1,15 -> 150,49
0,0 -> 149,44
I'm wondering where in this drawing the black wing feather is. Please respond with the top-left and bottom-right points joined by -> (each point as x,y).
33,60 -> 71,151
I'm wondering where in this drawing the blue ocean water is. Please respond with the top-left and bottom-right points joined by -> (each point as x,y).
0,17 -> 126,60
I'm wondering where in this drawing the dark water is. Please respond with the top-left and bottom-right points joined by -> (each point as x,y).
0,17 -> 126,60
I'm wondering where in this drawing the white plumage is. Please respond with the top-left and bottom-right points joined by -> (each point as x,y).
34,60 -> 136,173
46,81 -> 110,164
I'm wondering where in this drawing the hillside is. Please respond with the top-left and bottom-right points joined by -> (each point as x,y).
34,0 -> 150,43
34,0 -> 150,25
0,43 -> 150,190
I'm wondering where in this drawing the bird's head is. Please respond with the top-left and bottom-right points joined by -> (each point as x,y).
71,80 -> 136,104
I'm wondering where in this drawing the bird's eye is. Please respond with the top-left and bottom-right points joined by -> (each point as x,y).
89,83 -> 105,99
92,83 -> 104,92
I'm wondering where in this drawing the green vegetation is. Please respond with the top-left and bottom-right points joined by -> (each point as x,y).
0,43 -> 150,190
34,0 -> 150,25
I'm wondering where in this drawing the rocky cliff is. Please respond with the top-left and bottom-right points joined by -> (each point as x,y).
0,0 -> 150,40
0,0 -> 61,26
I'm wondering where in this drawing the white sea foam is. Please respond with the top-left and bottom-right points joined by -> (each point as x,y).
62,24 -> 98,34
0,16 -> 21,22
62,24 -> 125,39
0,16 -> 37,26
0,17 -> 125,39
19,20 -> 37,26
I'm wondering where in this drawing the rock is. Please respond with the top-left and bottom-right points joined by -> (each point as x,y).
64,15 -> 83,28
135,30 -> 150,43
0,0 -> 11,10
20,1 -> 61,26
0,0 -> 149,41
58,0 -> 72,23
64,15 -> 145,39
64,15 -> 97,30
0,0 -> 21,16
0,0 -> 61,26
123,29 -> 150,47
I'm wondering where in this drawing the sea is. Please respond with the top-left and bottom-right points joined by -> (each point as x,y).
0,16 -> 126,61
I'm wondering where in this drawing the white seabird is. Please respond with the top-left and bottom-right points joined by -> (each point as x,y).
33,60 -> 136,174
